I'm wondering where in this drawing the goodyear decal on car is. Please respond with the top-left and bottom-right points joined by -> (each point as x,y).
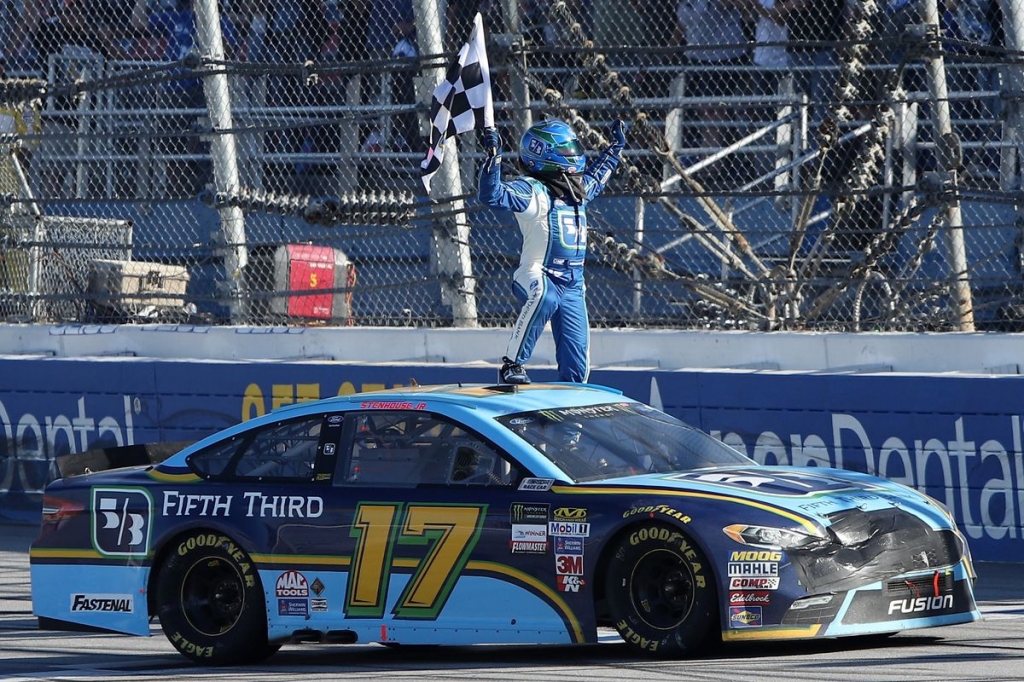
554,484 -> 821,535
622,504 -> 691,523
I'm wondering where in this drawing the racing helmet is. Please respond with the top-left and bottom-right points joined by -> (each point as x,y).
519,119 -> 585,175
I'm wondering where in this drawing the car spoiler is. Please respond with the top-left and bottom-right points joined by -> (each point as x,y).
55,441 -> 195,478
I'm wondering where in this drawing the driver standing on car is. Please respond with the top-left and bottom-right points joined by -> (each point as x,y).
478,118 -> 627,385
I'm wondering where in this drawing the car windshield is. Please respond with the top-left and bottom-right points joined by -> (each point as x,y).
497,401 -> 753,482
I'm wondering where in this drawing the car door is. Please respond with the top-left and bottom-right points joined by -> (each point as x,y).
262,408 -> 578,645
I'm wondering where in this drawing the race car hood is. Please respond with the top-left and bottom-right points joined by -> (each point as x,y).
596,465 -> 967,593
598,464 -> 951,528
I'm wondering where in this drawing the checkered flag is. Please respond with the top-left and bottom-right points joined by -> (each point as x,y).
420,12 -> 494,194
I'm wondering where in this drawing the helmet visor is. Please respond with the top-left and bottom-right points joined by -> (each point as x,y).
554,140 -> 584,157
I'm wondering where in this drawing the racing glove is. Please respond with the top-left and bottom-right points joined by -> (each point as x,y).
481,127 -> 502,172
608,119 -> 627,158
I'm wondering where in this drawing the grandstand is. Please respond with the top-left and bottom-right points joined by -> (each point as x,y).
0,0 -> 1020,332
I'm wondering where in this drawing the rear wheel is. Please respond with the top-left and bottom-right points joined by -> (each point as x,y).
156,531 -> 279,665
604,524 -> 717,656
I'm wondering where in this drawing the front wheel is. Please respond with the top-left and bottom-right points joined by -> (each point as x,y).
156,531 -> 279,665
604,524 -> 717,656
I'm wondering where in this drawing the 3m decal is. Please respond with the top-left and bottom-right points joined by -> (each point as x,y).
91,487 -> 153,557
345,503 -> 486,619
555,554 -> 583,576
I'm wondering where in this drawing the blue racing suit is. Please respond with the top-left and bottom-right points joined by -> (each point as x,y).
478,147 -> 621,382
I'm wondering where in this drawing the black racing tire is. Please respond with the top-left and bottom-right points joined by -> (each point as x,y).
156,531 -> 279,665
604,524 -> 718,657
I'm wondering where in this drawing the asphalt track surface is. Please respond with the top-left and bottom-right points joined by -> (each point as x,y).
3,522 -> 1023,682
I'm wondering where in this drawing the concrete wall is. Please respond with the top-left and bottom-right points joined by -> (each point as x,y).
2,324 -> 1022,562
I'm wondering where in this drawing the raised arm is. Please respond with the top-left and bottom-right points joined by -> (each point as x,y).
478,127 -> 535,212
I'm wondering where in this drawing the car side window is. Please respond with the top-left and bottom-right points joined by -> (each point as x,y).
189,415 -> 330,481
342,411 -> 518,487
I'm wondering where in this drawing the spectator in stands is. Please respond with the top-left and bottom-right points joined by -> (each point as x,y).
621,0 -> 677,99
748,0 -> 789,177
446,0 -> 480,52
943,0 -> 1001,176
671,0 -> 750,177
775,0 -> 844,127
19,0 -> 128,72
390,2 -> 419,154
14,0 -> 129,197
361,0 -> 410,151
130,0 -> 239,197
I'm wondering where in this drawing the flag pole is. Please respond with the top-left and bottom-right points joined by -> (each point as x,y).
413,1 -> 479,326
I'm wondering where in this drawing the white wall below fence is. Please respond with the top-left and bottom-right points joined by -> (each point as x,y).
1,324 -> 1023,374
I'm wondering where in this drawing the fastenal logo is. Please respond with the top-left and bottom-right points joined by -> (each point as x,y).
71,593 -> 134,613
91,487 -> 153,557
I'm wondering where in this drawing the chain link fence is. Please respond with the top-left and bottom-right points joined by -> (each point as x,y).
0,0 -> 1020,331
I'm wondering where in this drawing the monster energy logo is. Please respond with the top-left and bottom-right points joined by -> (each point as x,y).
510,503 -> 549,523
539,410 -> 564,423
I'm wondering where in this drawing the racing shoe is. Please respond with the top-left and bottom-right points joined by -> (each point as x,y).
499,356 -> 531,385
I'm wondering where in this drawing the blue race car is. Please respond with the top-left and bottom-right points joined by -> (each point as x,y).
30,383 -> 979,664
